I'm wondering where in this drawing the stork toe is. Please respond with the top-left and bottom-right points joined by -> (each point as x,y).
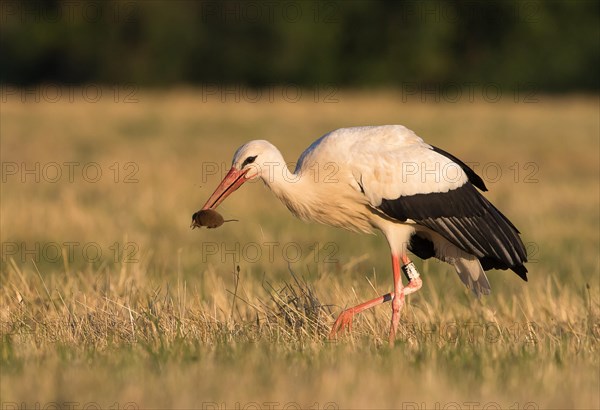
329,309 -> 355,338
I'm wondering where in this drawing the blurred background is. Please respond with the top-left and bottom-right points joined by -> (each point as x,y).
1,1 -> 599,408
1,0 -> 598,91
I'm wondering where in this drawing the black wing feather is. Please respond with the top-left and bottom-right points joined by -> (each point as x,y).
408,233 -> 436,260
379,182 -> 528,281
432,145 -> 488,192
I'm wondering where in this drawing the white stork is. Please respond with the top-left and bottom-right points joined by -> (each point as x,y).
200,125 -> 528,342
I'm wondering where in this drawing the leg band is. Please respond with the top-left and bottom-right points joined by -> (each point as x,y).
402,262 -> 420,281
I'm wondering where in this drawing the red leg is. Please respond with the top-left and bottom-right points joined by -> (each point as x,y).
329,292 -> 393,338
389,254 -> 405,343
329,254 -> 423,341
402,254 -> 423,296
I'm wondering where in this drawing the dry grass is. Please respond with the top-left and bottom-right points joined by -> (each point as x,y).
1,89 -> 599,409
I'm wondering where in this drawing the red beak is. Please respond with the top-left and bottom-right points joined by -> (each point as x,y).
201,167 -> 248,210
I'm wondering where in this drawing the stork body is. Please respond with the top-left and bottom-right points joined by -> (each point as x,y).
201,125 -> 528,342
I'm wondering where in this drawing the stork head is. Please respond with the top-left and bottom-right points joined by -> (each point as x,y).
201,140 -> 283,210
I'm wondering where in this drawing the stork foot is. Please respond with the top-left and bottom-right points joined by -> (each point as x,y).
328,257 -> 423,342
328,293 -> 393,339
329,308 -> 356,338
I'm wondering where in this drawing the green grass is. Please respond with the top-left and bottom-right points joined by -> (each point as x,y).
1,90 -> 598,409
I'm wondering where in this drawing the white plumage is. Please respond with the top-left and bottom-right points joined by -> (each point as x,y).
297,125 -> 467,200
200,125 -> 528,341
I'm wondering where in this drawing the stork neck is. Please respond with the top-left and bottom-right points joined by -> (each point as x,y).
259,158 -> 314,213
261,161 -> 301,194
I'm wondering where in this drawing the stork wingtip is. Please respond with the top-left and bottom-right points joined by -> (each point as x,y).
512,264 -> 528,281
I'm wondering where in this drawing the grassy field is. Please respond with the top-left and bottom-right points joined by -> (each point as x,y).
1,89 -> 598,409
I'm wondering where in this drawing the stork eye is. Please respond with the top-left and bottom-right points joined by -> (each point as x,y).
242,156 -> 257,167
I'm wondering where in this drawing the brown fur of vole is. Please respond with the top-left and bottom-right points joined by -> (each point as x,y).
191,209 -> 237,229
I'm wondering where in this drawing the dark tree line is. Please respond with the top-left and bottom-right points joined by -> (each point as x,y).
1,0 -> 598,91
